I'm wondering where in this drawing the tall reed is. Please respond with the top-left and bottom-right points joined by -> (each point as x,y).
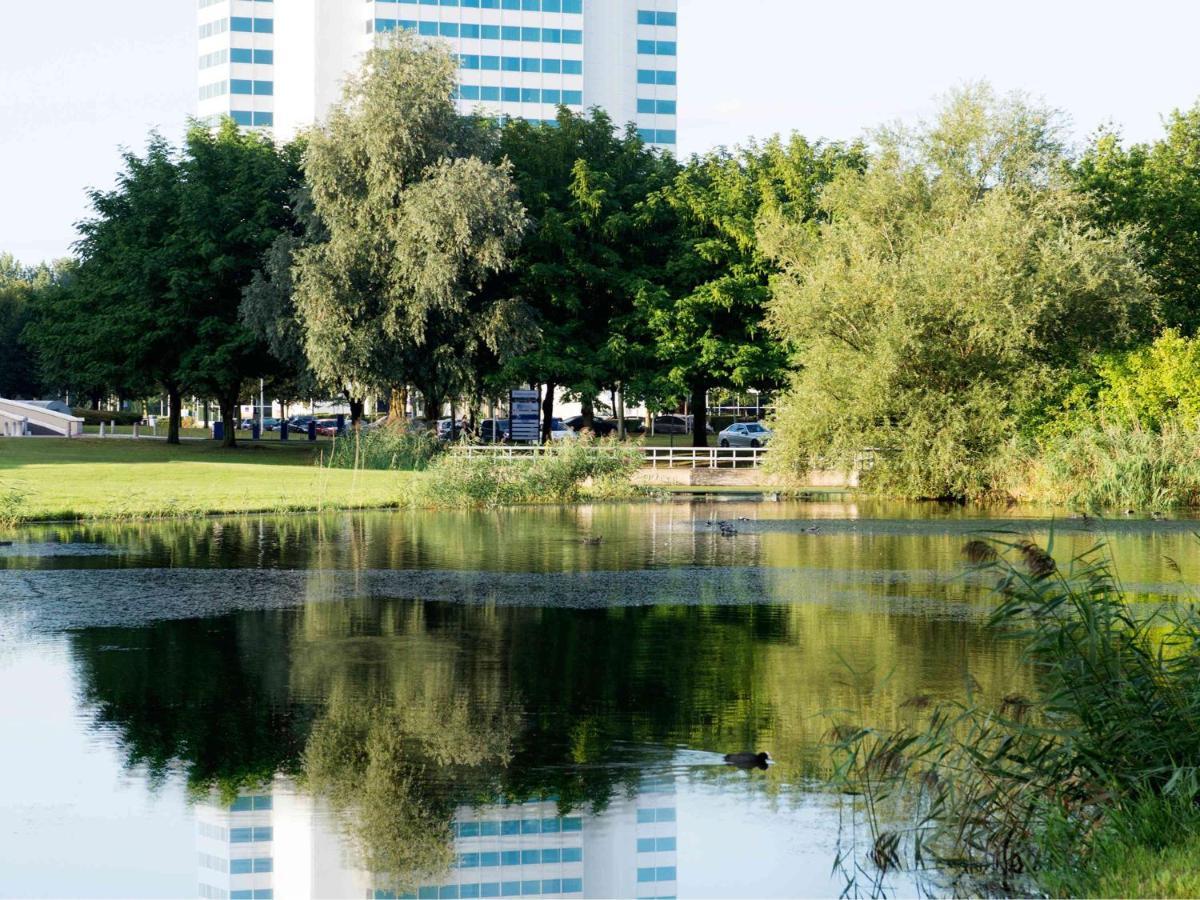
831,534 -> 1200,895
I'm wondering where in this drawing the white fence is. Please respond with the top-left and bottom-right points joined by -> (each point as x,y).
454,445 -> 768,469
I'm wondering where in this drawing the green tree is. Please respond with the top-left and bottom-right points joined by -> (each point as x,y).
497,110 -> 677,440
762,85 -> 1156,499
0,255 -> 72,399
648,136 -> 866,447
1072,104 -> 1200,333
29,137 -> 180,433
173,121 -> 304,447
293,32 -> 526,423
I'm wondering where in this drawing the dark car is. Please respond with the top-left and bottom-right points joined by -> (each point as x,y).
437,418 -> 468,441
563,415 -> 618,436
479,419 -> 510,443
652,415 -> 689,435
653,415 -> 715,435
261,417 -> 283,432
287,416 -> 316,434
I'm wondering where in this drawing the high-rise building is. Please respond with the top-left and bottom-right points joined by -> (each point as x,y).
195,0 -> 678,152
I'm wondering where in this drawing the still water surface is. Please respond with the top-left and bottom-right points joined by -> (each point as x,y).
1,500 -> 1196,898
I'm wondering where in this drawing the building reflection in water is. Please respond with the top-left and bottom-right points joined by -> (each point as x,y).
195,775 -> 679,900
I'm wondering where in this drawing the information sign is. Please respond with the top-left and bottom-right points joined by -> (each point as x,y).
509,389 -> 541,443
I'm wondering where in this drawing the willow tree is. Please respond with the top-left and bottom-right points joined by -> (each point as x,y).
293,33 -> 526,424
762,85 -> 1157,499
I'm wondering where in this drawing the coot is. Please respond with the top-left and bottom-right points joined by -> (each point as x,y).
724,751 -> 771,770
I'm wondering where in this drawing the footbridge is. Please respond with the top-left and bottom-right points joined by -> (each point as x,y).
0,399 -> 85,437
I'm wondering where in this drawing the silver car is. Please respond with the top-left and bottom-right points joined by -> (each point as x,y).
718,422 -> 773,448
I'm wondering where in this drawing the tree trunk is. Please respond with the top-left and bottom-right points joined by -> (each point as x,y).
219,394 -> 239,448
388,386 -> 408,424
167,385 -> 182,446
541,382 -> 556,444
581,395 -> 595,433
691,382 -> 709,448
349,397 -> 365,429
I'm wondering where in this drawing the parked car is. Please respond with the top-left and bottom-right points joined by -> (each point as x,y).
238,419 -> 256,431
437,418 -> 468,441
479,419 -> 510,443
548,418 -> 576,441
286,415 -> 316,434
652,415 -> 688,435
315,418 -> 341,437
563,415 -> 618,436
261,417 -> 283,432
718,421 -> 773,448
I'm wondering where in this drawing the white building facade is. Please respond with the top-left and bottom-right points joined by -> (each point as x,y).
196,0 -> 678,152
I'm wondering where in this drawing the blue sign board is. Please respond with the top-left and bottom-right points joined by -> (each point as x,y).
509,389 -> 541,443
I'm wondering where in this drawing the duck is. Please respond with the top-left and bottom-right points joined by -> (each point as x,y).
724,751 -> 771,770
580,536 -> 603,546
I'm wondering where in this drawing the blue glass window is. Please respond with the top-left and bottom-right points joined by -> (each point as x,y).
561,847 -> 582,863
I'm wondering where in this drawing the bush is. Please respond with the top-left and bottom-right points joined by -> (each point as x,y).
73,408 -> 144,426
832,536 -> 1200,895
419,441 -> 642,508
323,425 -> 443,471
1012,423 -> 1200,511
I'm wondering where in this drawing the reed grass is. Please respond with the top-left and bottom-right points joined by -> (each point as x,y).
417,441 -> 644,509
831,533 -> 1200,896
322,426 -> 444,471
1012,423 -> 1200,511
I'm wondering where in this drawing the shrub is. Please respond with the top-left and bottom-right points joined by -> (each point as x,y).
832,536 -> 1200,895
419,441 -> 641,508
323,425 -> 443,471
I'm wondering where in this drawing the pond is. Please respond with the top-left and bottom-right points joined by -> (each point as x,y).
1,500 -> 1196,898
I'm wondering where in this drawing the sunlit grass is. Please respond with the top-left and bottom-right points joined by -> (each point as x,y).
0,438 -> 425,523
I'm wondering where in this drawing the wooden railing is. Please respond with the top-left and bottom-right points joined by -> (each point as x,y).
453,445 -> 768,469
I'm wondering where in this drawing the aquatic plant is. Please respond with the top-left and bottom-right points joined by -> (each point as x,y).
323,424 -> 444,471
831,534 -> 1200,895
0,481 -> 26,528
1011,423 -> 1200,512
418,440 -> 643,508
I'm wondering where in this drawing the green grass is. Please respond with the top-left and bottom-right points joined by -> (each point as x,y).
0,438 -> 424,523
1090,838 -> 1200,898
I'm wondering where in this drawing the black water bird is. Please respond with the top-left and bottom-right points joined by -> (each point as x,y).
724,751 -> 771,770
580,536 -> 603,546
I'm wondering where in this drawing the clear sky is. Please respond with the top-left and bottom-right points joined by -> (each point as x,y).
3,0 -> 1200,265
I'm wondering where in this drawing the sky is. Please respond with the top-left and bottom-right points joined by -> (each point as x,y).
3,0 -> 1200,265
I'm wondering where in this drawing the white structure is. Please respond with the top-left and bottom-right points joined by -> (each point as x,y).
0,399 -> 85,437
195,775 -> 678,899
196,0 -> 678,151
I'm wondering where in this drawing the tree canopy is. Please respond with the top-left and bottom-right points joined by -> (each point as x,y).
293,32 -> 527,420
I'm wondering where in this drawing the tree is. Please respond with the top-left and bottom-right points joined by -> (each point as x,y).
173,121 -> 304,447
648,136 -> 866,447
1072,104 -> 1200,333
0,255 -> 72,399
497,110 -> 678,440
28,136 -> 182,434
293,32 -> 526,424
762,85 -> 1156,499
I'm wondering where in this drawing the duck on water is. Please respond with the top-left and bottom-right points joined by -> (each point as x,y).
724,751 -> 771,770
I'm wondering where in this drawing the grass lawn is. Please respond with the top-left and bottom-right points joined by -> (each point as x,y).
0,438 -> 424,523
1091,841 -> 1200,898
